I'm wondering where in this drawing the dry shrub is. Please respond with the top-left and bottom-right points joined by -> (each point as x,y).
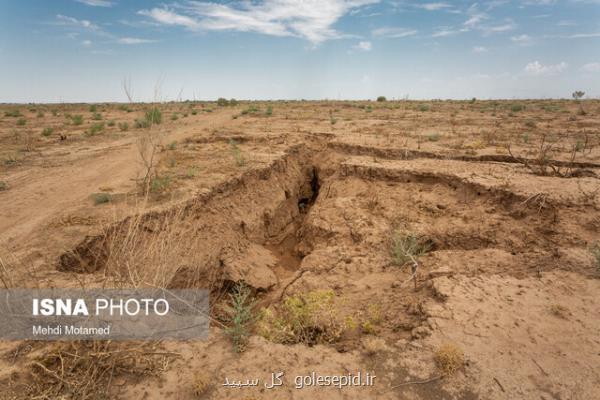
257,290 -> 349,345
549,304 -> 570,319
24,341 -> 175,399
95,203 -> 221,290
434,343 -> 464,376
192,372 -> 212,397
362,337 -> 387,356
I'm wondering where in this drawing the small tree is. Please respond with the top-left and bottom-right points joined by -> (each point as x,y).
376,96 -> 387,102
573,91 -> 586,115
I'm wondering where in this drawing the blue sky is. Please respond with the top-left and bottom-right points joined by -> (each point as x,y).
0,0 -> 599,102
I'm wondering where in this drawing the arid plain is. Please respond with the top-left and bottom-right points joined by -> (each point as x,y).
0,99 -> 599,399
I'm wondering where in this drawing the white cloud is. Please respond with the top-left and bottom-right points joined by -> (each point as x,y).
139,0 -> 379,44
511,34 -> 533,45
581,62 -> 600,72
117,37 -> 157,45
483,20 -> 516,34
472,46 -> 488,53
416,2 -> 451,11
432,28 -> 458,37
75,0 -> 114,7
462,4 -> 515,35
138,8 -> 201,30
524,60 -> 568,76
372,26 -> 417,38
56,14 -> 99,30
353,40 -> 372,51
81,39 -> 92,47
567,32 -> 600,38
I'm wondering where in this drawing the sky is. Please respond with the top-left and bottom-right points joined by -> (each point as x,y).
0,0 -> 599,102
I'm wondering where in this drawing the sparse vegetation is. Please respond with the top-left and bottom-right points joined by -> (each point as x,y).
90,192 -> 111,204
0,181 -> 7,191
41,127 -> 54,137
591,243 -> 600,271
229,139 -> 245,166
434,343 -> 464,376
150,175 -> 171,193
257,290 -> 348,345
24,341 -> 172,400
118,121 -> 129,131
16,118 -> 26,126
573,90 -> 586,115
86,122 -> 104,136
549,304 -> 570,319
222,282 -> 256,353
391,231 -> 430,267
5,109 -> 22,117
427,133 -> 441,142
145,107 -> 163,126
71,114 -> 84,125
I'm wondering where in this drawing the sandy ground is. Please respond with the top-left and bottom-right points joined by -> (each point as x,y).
0,99 -> 599,399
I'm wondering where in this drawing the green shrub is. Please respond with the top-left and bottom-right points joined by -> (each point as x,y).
217,97 -> 229,106
511,104 -> 524,112
265,106 -> 273,116
418,104 -> 430,112
86,122 -> 104,136
134,119 -> 148,129
91,192 -> 111,204
71,115 -> 84,125
4,109 -> 22,117
37,111 -> 45,118
107,120 -> 115,127
391,231 -> 430,266
170,113 -> 178,121
191,109 -> 198,115
229,98 -> 239,106
16,118 -> 26,126
223,282 -> 256,353
144,107 -> 162,126
376,96 -> 387,102
41,127 -> 54,137
92,112 -> 102,120
89,104 -> 97,112
0,181 -> 7,191
167,141 -> 177,150
150,175 -> 171,193
229,139 -> 245,167
118,122 -> 129,131
427,133 -> 441,142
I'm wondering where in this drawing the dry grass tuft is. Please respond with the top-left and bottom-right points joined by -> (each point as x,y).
434,343 -> 464,376
192,372 -> 212,397
257,290 -> 349,345
362,337 -> 387,356
23,341 -> 176,399
549,304 -> 570,319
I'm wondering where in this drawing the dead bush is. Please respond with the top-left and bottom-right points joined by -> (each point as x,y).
434,343 -> 464,376
257,290 -> 350,345
23,341 -> 176,399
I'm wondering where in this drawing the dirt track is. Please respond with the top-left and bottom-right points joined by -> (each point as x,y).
1,100 -> 599,399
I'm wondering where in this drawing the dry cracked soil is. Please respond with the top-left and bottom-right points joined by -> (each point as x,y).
0,100 -> 599,399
